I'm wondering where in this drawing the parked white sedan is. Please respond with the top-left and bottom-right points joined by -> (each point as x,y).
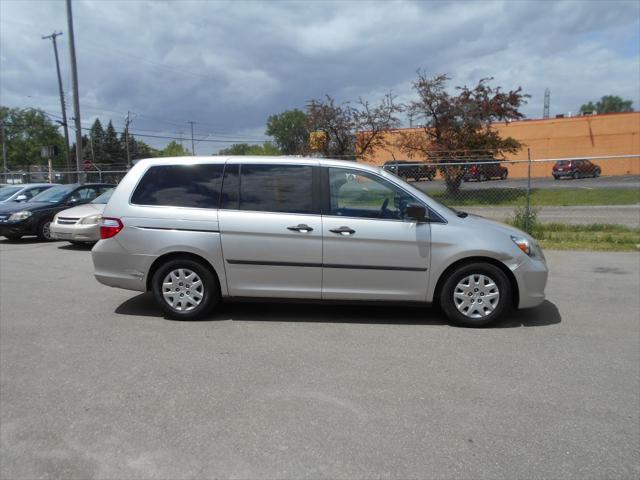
51,188 -> 113,244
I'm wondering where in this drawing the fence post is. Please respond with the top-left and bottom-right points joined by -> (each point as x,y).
525,148 -> 532,233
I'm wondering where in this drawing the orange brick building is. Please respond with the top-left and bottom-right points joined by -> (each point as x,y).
358,112 -> 640,178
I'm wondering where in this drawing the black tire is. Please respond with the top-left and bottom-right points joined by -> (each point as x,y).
479,173 -> 487,182
501,171 -> 508,180
152,258 -> 220,320
553,175 -> 559,180
440,262 -> 512,327
4,234 -> 22,241
572,171 -> 580,180
37,219 -> 54,241
427,174 -> 434,181
594,168 -> 601,178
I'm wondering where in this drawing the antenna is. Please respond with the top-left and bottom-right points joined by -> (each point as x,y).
543,88 -> 550,119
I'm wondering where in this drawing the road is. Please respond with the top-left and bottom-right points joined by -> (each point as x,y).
1,241 -> 639,479
413,174 -> 640,191
460,204 -> 640,228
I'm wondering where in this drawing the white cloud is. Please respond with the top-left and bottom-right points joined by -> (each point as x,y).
0,0 -> 638,147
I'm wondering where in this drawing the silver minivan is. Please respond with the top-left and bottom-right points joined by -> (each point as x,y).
92,156 -> 548,326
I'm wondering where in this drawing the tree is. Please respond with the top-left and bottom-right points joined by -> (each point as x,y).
0,106 -> 66,172
218,142 -> 280,156
580,95 -> 634,114
305,94 -> 402,160
103,121 -> 123,165
86,119 -> 106,164
396,72 -> 528,194
266,109 -> 309,155
159,140 -> 191,157
353,93 -> 403,161
305,95 -> 356,159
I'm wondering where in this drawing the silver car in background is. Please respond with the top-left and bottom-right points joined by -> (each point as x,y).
51,189 -> 114,244
92,156 -> 548,327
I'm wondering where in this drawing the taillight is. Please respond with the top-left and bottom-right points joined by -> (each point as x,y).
100,217 -> 123,239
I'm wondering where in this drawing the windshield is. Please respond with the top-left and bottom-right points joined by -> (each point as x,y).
92,188 -> 114,204
29,185 -> 74,203
556,161 -> 570,166
0,186 -> 22,201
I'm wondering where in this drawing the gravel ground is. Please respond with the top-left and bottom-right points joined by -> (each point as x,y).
1,240 -> 638,479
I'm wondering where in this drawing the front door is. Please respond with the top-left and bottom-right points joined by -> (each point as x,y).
321,167 -> 430,301
218,162 -> 323,298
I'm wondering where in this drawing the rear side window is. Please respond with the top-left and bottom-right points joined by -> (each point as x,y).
237,164 -> 314,214
131,164 -> 224,208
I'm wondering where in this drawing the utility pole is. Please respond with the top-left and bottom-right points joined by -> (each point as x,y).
42,31 -> 72,179
188,121 -> 195,156
66,0 -> 83,183
124,111 -> 132,168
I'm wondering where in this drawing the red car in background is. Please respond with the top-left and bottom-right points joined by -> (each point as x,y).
462,163 -> 508,182
552,160 -> 601,179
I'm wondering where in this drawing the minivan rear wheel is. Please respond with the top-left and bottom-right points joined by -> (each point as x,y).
152,258 -> 220,320
440,262 -> 511,327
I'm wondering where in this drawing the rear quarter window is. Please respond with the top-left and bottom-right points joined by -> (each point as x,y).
131,164 -> 224,208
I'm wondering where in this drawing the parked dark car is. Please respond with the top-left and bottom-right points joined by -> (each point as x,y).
0,183 -> 114,241
463,162 -> 508,182
384,160 -> 436,181
552,159 -> 601,179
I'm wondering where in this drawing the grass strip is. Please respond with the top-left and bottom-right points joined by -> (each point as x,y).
524,223 -> 640,252
429,187 -> 640,206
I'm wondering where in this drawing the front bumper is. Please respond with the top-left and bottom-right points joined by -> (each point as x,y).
512,256 -> 548,309
0,219 -> 34,237
50,222 -> 100,242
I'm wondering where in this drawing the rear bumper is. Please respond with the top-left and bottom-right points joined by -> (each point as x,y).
512,257 -> 548,308
92,238 -> 156,292
50,223 -> 100,242
553,171 -> 573,177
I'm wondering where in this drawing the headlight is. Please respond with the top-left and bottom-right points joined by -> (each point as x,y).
511,235 -> 543,259
80,214 -> 102,225
8,211 -> 32,221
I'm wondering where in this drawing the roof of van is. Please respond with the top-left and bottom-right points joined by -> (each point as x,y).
134,156 -> 384,173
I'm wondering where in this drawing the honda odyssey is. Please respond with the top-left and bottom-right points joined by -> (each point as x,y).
92,157 -> 548,327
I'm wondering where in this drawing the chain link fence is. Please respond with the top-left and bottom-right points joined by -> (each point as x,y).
382,155 -> 640,236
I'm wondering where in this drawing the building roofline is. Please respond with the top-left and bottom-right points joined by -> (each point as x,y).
357,111 -> 639,134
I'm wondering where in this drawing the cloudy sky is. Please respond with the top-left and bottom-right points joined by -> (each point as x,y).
1,0 -> 639,154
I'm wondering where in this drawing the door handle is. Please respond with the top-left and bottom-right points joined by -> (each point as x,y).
287,224 -> 313,233
330,226 -> 356,235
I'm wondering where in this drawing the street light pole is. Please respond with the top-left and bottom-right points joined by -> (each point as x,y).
65,0 -> 83,183
42,31 -> 72,180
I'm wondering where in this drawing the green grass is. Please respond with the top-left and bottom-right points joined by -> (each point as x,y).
430,187 -> 640,207
522,223 -> 640,252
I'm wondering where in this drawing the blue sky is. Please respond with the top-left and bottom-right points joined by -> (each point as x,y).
1,0 -> 639,154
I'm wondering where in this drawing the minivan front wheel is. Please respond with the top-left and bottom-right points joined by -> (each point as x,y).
152,258 -> 219,320
440,263 -> 511,327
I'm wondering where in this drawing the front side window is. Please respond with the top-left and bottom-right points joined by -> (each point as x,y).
328,168 -> 418,220
238,164 -> 314,214
131,164 -> 224,208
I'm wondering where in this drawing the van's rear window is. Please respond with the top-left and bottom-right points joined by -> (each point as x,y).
131,164 -> 224,208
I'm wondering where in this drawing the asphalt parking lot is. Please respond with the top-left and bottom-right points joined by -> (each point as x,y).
1,240 -> 639,479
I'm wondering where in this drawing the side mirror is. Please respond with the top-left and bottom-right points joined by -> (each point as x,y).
15,194 -> 28,202
406,203 -> 428,222
68,197 -> 79,204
